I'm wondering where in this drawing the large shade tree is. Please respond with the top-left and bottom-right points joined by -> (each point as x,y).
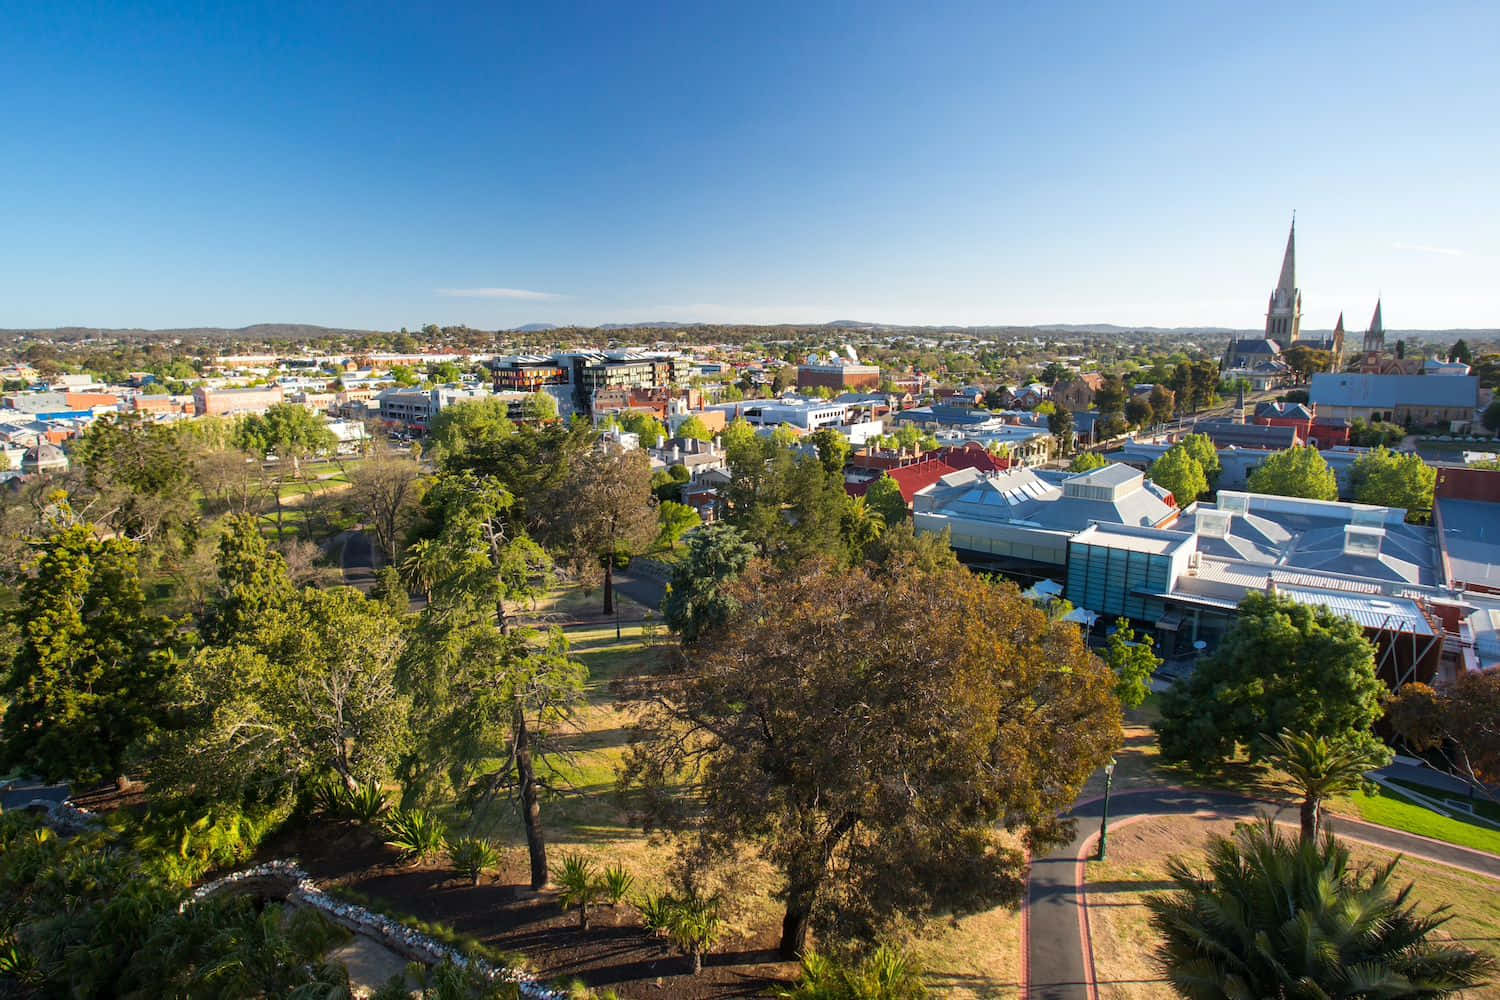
1148,446 -> 1209,506
160,524 -> 409,805
624,551 -> 1122,957
1179,432 -> 1222,488
1387,670 -> 1500,790
1147,818 -> 1494,999
73,414 -> 200,551
345,445 -> 426,562
1348,447 -> 1436,518
1157,592 -> 1386,771
661,523 -> 756,645
1246,445 -> 1338,501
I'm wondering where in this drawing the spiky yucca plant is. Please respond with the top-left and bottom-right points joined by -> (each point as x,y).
447,836 -> 501,886
600,862 -> 634,906
382,808 -> 447,864
776,945 -> 928,999
552,853 -> 604,931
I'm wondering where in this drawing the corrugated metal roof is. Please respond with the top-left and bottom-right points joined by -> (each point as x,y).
1310,373 -> 1479,409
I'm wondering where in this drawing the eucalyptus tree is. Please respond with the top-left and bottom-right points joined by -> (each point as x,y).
400,471 -> 586,889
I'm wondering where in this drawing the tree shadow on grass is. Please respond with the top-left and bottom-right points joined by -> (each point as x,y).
1085,879 -> 1177,895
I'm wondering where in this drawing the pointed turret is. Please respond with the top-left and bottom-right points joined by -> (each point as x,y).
1332,312 -> 1345,364
1369,298 -> 1383,337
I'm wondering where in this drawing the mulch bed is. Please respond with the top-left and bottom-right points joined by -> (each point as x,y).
69,781 -> 151,813
263,822 -> 794,998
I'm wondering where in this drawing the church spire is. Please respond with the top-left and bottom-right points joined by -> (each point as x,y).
1265,214 -> 1301,343
1362,298 -> 1385,356
1276,214 -> 1296,296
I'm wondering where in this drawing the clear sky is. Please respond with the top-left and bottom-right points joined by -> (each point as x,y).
3,2 -> 1496,332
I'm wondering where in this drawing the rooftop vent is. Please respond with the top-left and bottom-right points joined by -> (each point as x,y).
1196,510 -> 1233,539
1343,524 -> 1385,558
1219,492 -> 1250,515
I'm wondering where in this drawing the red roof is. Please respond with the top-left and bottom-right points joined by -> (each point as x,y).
846,456 -> 957,505
939,443 -> 1010,474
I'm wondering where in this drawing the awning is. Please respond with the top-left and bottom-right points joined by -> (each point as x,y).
1062,607 -> 1099,627
1022,579 -> 1064,602
1156,611 -> 1184,632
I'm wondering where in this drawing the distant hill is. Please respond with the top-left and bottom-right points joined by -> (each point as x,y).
596,321 -> 700,330
0,323 -> 387,341
3,321 -> 1494,343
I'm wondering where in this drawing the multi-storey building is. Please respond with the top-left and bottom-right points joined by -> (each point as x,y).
193,385 -> 285,417
797,357 -> 881,391
490,351 -> 688,416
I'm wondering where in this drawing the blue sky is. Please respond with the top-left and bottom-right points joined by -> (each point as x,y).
3,2 -> 1496,331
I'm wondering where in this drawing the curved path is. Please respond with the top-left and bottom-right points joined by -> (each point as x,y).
1026,785 -> 1500,1000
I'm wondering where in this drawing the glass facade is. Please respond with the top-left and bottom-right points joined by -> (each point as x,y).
1065,540 -> 1172,621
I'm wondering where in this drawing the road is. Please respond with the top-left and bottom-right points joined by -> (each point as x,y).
1026,783 -> 1500,1000
614,564 -> 667,613
0,779 -> 70,812
340,530 -> 379,592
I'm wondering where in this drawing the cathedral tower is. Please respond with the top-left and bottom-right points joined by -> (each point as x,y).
1265,216 -> 1302,345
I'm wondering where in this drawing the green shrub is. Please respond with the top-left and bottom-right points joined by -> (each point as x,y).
311,776 -> 389,823
777,945 -> 928,999
600,862 -> 634,906
552,853 -> 604,930
635,891 -> 674,947
447,836 -> 501,886
344,780 -> 390,824
662,893 -> 722,976
383,807 -> 447,863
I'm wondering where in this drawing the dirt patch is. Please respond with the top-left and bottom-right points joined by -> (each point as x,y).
340,853 -> 794,998
252,820 -> 400,879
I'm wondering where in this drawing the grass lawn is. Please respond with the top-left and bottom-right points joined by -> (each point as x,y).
1334,785 -> 1500,855
1131,721 -> 1500,857
1387,778 -> 1500,825
1085,814 -> 1500,1000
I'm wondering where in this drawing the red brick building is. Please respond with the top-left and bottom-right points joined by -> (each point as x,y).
797,360 -> 881,391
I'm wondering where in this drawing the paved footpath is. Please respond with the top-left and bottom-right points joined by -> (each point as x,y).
1026,785 -> 1500,1000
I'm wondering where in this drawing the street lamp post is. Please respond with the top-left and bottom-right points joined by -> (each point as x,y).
1097,758 -> 1117,862
614,585 -> 621,640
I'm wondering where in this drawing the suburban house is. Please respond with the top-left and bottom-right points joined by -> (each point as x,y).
1052,375 -> 1103,412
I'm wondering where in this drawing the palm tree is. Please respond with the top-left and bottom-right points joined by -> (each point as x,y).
842,496 -> 885,552
1266,729 -> 1392,841
399,537 -> 445,602
1147,817 -> 1494,999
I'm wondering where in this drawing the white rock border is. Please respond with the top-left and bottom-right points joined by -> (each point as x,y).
16,798 -> 97,833
185,859 -> 567,999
